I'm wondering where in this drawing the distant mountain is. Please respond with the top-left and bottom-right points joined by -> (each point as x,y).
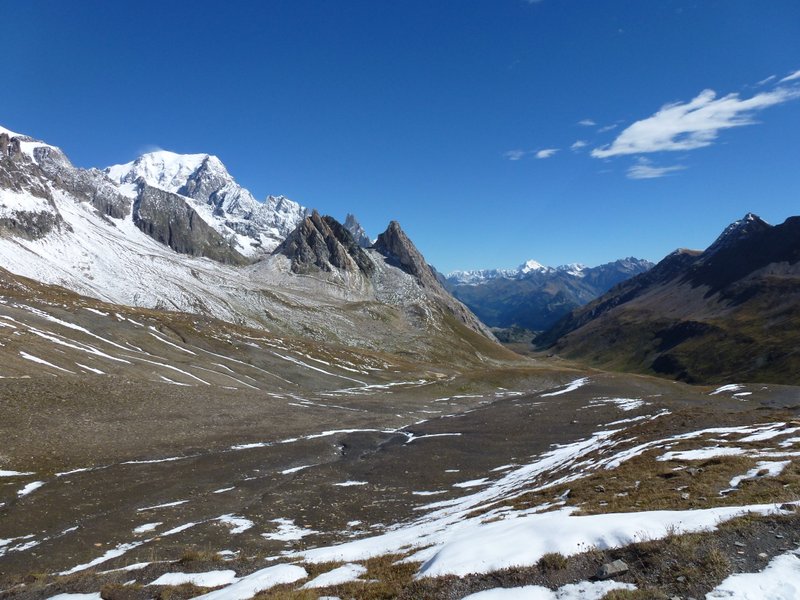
444,257 -> 653,331
538,213 -> 800,384
344,213 -> 372,248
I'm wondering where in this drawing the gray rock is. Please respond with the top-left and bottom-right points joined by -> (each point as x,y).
133,181 -> 248,266
596,559 -> 628,579
275,211 -> 374,276
374,220 -> 496,339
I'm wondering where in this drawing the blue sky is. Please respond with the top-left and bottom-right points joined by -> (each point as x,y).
3,1 -> 799,272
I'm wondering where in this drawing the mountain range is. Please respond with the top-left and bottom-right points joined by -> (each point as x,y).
0,124 -> 503,365
538,213 -> 800,384
444,257 -> 653,331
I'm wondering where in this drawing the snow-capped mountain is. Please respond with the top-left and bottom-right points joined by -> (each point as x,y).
105,150 -> 307,255
444,257 -> 653,331
447,259 -> 589,285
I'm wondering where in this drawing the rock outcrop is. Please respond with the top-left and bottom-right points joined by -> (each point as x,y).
132,181 -> 248,266
374,220 -> 495,339
275,210 -> 374,276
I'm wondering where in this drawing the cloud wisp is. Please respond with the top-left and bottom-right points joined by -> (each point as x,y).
578,119 -> 596,126
780,69 -> 800,83
627,158 -> 685,180
535,148 -> 559,159
592,85 -> 800,159
503,149 -> 528,161
570,140 -> 588,151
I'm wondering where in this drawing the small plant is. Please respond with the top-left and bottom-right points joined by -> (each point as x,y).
537,551 -> 568,570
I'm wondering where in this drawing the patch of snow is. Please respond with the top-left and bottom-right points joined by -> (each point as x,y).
462,580 -> 635,599
59,541 -> 144,575
214,486 -> 235,494
453,478 -> 490,488
739,426 -> 800,443
334,481 -> 368,487
262,518 -> 317,541
45,594 -> 102,600
133,522 -> 162,534
301,563 -> 368,588
192,564 -> 307,600
216,514 -> 254,534
17,481 -> 44,497
281,465 -> 313,475
0,469 -> 34,477
137,500 -> 188,512
415,504 -> 783,578
657,447 -> 747,462
541,378 -> 589,397
710,384 -> 744,395
591,397 -> 645,412
707,548 -> 800,598
728,461 -> 790,489
161,522 -> 197,536
149,570 -> 238,588
19,351 -> 74,373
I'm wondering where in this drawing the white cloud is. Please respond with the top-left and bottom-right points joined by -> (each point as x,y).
535,148 -> 558,159
627,158 -> 686,179
597,123 -> 618,133
592,86 -> 800,158
578,119 -> 596,126
570,140 -> 588,151
780,69 -> 800,83
757,75 -> 777,86
503,149 -> 527,161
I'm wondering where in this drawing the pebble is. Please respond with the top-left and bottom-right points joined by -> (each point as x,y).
759,552 -> 768,558
734,541 -> 746,548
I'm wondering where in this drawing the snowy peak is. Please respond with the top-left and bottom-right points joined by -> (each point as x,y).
105,151 -> 214,193
519,259 -> 549,274
106,150 -> 307,254
704,212 -> 771,257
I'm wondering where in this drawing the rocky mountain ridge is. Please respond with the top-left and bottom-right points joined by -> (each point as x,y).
538,213 -> 800,384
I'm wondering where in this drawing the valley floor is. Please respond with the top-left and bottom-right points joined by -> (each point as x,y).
2,359 -> 800,599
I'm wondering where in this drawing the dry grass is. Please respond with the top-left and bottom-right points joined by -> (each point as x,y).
257,554 -> 420,600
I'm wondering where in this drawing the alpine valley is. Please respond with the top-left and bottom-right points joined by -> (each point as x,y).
2,125 -> 800,600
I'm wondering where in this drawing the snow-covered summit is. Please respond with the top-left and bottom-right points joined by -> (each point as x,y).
105,150 -> 307,254
519,259 -> 549,274
105,151 -> 212,193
